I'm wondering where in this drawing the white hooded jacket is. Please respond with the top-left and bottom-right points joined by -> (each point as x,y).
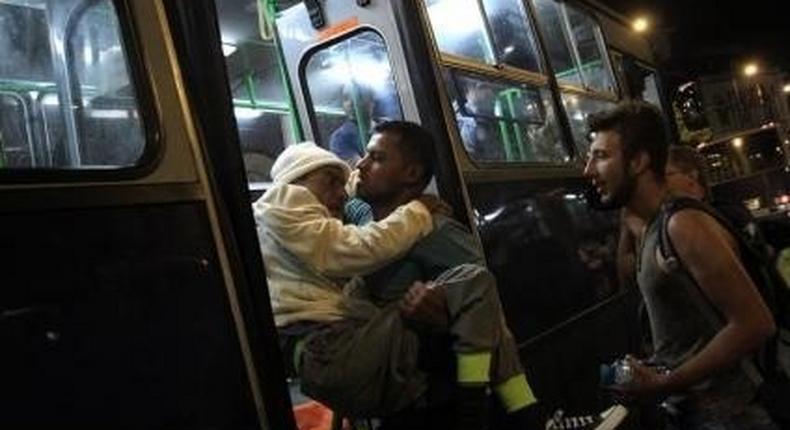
253,183 -> 433,326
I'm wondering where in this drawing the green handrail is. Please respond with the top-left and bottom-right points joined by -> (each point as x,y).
262,0 -> 304,142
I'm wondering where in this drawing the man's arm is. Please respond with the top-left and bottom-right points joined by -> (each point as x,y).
629,210 -> 776,396
409,217 -> 485,274
256,186 -> 434,278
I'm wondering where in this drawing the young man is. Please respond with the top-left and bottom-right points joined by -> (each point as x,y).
254,139 -> 532,430
584,101 -> 777,429
348,121 -> 542,429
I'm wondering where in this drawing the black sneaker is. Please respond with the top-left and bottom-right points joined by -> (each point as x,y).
544,405 -> 628,430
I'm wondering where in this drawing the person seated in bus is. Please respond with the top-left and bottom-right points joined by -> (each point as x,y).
455,82 -> 505,162
328,84 -> 375,166
345,121 -> 542,429
585,102 -> 777,429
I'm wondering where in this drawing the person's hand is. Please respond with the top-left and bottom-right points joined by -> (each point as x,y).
400,281 -> 449,333
416,194 -> 453,218
606,355 -> 670,404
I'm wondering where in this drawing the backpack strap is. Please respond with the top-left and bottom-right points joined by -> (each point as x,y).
657,197 -> 739,274
656,197 -> 776,386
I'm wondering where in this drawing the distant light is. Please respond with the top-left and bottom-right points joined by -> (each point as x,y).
743,63 -> 759,77
234,107 -> 263,120
783,84 -> 790,93
732,137 -> 744,148
222,43 -> 237,57
632,17 -> 649,33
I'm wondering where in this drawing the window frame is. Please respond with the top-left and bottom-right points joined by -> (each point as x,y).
419,0 -> 577,168
0,0 -> 162,183
534,0 -> 619,99
297,25 -> 405,150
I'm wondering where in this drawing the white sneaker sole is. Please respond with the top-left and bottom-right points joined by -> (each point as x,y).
594,405 -> 628,430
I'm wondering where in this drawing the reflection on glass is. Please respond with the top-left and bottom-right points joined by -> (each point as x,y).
565,6 -> 613,93
480,0 -> 542,72
531,0 -> 580,85
425,0 -> 495,64
217,0 -> 296,183
470,180 -> 621,342
0,94 -> 33,167
304,31 -> 403,166
562,92 -> 615,155
449,70 -> 567,163
70,1 -> 145,166
642,72 -> 661,108
0,0 -> 147,169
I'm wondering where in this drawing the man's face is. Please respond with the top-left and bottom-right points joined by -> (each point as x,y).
665,163 -> 704,200
583,130 -> 636,209
356,132 -> 413,203
295,166 -> 348,219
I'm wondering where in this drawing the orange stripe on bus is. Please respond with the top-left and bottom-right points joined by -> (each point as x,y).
317,17 -> 360,42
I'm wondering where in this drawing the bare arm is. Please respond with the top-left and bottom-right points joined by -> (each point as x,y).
629,210 -> 775,396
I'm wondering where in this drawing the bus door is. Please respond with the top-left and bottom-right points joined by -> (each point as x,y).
0,1 -> 290,428
274,0 -> 640,412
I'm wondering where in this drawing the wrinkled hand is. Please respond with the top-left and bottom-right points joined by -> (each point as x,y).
400,281 -> 449,333
416,194 -> 453,218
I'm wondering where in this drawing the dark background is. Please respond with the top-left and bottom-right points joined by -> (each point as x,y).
599,0 -> 788,86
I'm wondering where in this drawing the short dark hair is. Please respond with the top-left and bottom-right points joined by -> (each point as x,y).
668,145 -> 709,191
372,120 -> 435,187
587,101 -> 668,178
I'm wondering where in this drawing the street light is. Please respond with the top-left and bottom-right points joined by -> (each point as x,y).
783,84 -> 790,93
632,17 -> 649,33
743,63 -> 759,77
732,137 -> 744,148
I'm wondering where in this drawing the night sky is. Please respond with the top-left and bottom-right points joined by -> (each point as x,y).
598,0 -> 789,86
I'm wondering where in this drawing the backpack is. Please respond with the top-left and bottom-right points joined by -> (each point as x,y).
658,196 -> 790,428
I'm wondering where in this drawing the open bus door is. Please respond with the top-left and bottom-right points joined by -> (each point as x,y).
1,1 -> 293,428
271,0 -> 643,415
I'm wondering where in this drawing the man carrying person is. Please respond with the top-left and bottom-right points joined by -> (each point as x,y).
583,101 -> 778,429
253,131 -> 539,429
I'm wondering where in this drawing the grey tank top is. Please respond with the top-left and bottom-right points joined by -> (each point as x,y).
637,217 -> 756,420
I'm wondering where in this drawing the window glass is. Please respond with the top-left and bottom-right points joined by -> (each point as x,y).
0,0 -> 148,170
641,72 -> 662,109
69,1 -> 146,167
530,0 -> 580,86
470,180 -> 621,341
0,93 -> 33,167
216,0 -> 297,183
425,0 -> 495,64
480,0 -> 542,73
565,5 -> 614,93
303,31 -> 404,166
561,92 -> 616,155
448,70 -> 567,163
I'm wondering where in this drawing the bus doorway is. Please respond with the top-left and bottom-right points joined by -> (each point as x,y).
264,0 -> 659,419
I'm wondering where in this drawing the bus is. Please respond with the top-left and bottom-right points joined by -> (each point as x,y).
0,0 -> 668,428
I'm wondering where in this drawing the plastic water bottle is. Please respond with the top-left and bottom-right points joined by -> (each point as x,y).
600,359 -> 671,386
600,359 -> 634,386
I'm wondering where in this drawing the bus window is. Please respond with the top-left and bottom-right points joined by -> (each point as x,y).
561,93 -> 616,155
425,0 -> 542,74
216,0 -> 298,184
424,0 -> 495,64
302,30 -> 404,166
448,70 -> 567,163
471,181 -> 621,341
0,0 -> 149,170
564,6 -> 614,93
531,0 -> 616,94
530,0 -> 581,86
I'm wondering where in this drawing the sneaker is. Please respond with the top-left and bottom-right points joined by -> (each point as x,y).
545,405 -> 628,430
